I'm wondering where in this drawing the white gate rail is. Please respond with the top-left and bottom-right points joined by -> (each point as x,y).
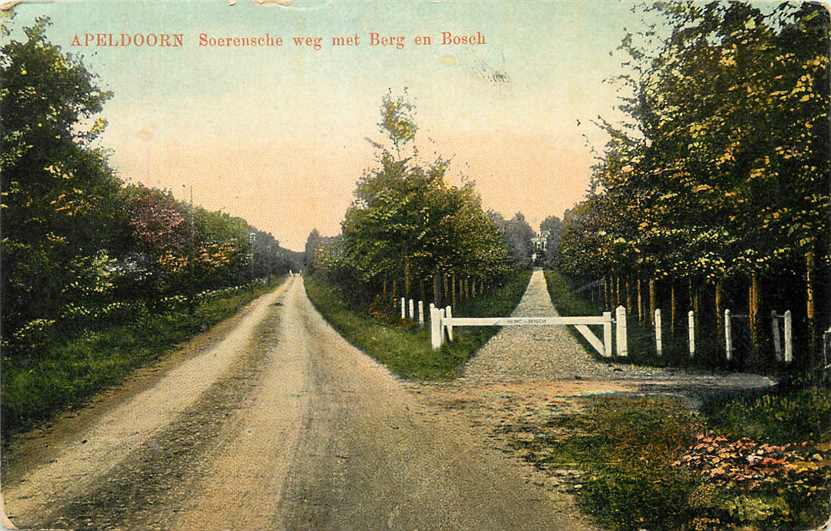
431,307 -> 624,358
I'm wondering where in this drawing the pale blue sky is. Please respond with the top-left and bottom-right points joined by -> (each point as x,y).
7,0 -> 653,249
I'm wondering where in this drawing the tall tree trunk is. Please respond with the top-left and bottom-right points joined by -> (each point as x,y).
404,257 -> 411,299
670,281 -> 677,334
465,277 -> 471,299
419,279 -> 426,307
637,271 -> 644,322
383,277 -> 388,305
693,286 -> 700,322
392,279 -> 398,307
806,249 -> 816,364
614,274 -> 620,307
603,276 -> 610,309
688,277 -> 694,316
715,280 -> 724,350
443,274 -> 449,306
649,277 -> 657,325
432,273 -> 441,307
625,276 -> 633,314
749,271 -> 761,356
451,273 -> 457,307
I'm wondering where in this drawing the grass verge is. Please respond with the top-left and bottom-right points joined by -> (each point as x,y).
304,270 -> 532,380
500,387 -> 831,530
1,277 -> 284,438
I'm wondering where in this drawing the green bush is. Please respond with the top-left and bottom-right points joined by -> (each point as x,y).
506,389 -> 831,530
2,277 -> 283,438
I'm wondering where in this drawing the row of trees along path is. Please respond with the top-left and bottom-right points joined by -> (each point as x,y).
1,19 -> 301,356
557,2 -> 830,371
304,91 -> 536,311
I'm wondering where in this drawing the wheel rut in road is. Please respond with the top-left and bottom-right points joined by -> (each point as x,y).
3,278 -> 295,529
4,276 -> 591,530
42,304 -> 284,530
275,278 -> 588,530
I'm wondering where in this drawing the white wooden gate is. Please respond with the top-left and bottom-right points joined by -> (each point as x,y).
430,306 -> 628,357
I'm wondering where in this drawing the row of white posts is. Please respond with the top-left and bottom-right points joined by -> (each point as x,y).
399,297 -> 426,327
652,308 -> 793,362
410,296 -> 794,362
396,297 -> 456,349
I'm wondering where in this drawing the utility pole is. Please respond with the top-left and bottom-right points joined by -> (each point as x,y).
249,231 -> 256,282
184,184 -> 195,312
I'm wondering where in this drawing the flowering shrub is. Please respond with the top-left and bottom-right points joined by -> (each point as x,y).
675,433 -> 831,528
12,318 -> 57,349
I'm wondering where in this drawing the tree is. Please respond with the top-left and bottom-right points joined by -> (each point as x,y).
304,229 -> 323,273
540,215 -> 563,266
1,17 -> 121,333
491,211 -> 534,268
335,92 -> 510,310
559,1 -> 830,368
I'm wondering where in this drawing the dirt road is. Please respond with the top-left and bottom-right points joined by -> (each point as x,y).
3,276 -> 588,530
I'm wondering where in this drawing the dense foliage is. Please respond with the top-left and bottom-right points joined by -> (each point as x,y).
0,18 -> 300,357
501,389 -> 831,530
558,2 -> 830,370
308,91 -> 531,312
537,215 -> 563,267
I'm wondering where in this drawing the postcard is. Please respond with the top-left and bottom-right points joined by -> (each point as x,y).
1,1 -> 829,529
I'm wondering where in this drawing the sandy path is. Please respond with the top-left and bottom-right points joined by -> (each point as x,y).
2,277 -> 294,528
276,279 -> 589,530
170,277 -> 311,530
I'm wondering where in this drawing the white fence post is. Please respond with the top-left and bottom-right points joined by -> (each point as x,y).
784,310 -> 793,363
400,297 -> 406,320
615,305 -> 628,357
603,311 -> 613,357
655,309 -> 662,356
418,301 -> 424,327
688,310 -> 696,358
724,309 -> 732,360
771,310 -> 782,361
430,307 -> 443,349
439,307 -> 446,347
445,305 -> 454,341
409,299 -> 415,320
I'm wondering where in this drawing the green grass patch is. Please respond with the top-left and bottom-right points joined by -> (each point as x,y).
505,387 -> 831,530
304,270 -> 531,380
702,385 -> 831,445
2,277 -> 284,438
